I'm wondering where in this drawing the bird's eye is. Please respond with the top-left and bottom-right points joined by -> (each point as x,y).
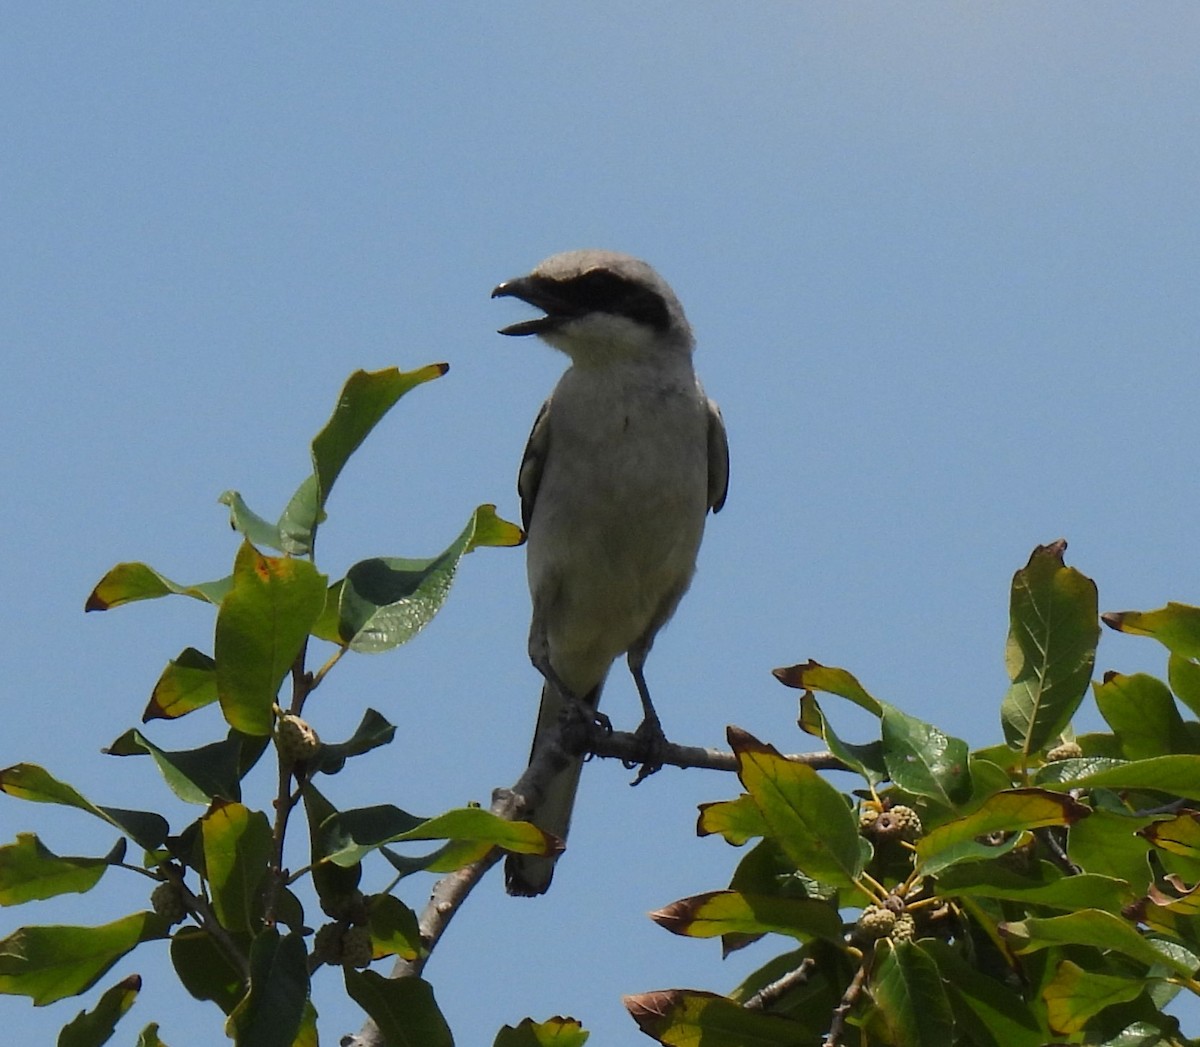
576,270 -> 626,306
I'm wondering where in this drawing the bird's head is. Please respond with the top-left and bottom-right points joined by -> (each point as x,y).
492,250 -> 693,363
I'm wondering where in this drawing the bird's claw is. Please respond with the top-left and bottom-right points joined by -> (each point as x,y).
625,714 -> 668,785
558,696 -> 610,756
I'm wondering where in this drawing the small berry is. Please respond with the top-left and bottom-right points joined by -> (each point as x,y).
858,806 -> 881,831
1046,741 -> 1083,762
856,904 -> 897,941
150,881 -> 187,924
321,888 -> 367,923
873,805 -> 922,842
276,713 -> 321,762
890,912 -> 917,942
313,922 -> 344,965
341,925 -> 374,969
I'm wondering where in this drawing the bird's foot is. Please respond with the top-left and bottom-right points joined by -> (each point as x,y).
558,696 -> 611,756
625,713 -> 668,786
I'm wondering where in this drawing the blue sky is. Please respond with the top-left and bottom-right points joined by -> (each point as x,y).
2,5 -> 1198,1044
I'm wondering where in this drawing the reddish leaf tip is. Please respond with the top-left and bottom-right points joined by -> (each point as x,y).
771,658 -> 823,689
1033,538 -> 1069,562
623,989 -> 677,1023
84,592 -> 109,612
1101,611 -> 1127,631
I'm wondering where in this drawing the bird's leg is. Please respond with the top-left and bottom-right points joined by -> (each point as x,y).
529,618 -> 611,754
626,652 -> 668,784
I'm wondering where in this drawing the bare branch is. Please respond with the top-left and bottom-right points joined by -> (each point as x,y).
823,961 -> 868,1047
587,729 -> 846,775
743,957 -> 817,1011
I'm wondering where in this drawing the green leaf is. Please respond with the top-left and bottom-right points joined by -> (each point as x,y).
1038,755 -> 1200,802
880,702 -> 971,807
277,475 -> 322,556
343,970 -> 453,1047
1067,810 -> 1153,892
696,794 -> 770,846
220,476 -> 324,558
934,861 -> 1129,914
0,833 -> 116,906
1097,1021 -> 1181,1047
922,939 -> 1045,1047
1042,959 -> 1147,1035
729,727 -> 868,888
493,1016 -> 589,1047
143,648 -> 219,721
225,929 -> 308,1047
728,839 -> 838,904
1000,541 -> 1100,758
104,729 -> 267,805
135,1023 -> 169,1047
170,926 -> 245,1014
219,490 -> 293,554
871,940 -> 954,1047
915,788 -> 1089,876
301,785 -> 363,919
85,562 -> 230,611
201,801 -> 273,933
0,764 -> 169,852
0,912 -> 170,1005
624,989 -> 804,1046
1168,652 -> 1200,718
57,974 -> 141,1047
1093,672 -> 1195,760
650,890 -> 843,945
311,708 -> 396,775
1103,602 -> 1200,660
319,804 -> 553,867
366,894 -> 424,962
214,542 -> 327,735
311,364 -> 448,509
332,505 -> 523,653
1001,910 -> 1198,978
293,1002 -> 319,1047
772,659 -> 882,715
797,693 -> 886,786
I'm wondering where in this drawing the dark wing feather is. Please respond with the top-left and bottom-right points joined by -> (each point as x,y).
518,397 -> 552,530
706,398 -> 730,514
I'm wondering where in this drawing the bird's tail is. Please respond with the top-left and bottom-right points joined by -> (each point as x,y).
504,681 -> 596,896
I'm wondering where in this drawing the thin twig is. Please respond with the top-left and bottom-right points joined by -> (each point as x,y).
163,865 -> 250,980
263,650 -> 310,926
823,961 -> 868,1047
587,729 -> 845,774
743,958 -> 817,1011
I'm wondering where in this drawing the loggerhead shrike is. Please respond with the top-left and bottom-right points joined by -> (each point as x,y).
492,249 -> 729,896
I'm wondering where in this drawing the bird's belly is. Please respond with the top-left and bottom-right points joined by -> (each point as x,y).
527,470 -> 707,690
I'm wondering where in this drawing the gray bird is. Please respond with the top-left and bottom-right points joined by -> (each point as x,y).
492,249 -> 729,896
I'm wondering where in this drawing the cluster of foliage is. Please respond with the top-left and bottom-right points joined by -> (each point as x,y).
0,366 -> 567,1046
631,542 -> 1200,1046
4,367 -> 1200,1046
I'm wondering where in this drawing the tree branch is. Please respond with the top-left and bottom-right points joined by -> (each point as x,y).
342,727 -> 843,1046
743,957 -> 817,1011
823,961 -> 868,1047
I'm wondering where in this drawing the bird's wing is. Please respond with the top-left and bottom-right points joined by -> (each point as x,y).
706,397 -> 730,513
518,396 -> 552,530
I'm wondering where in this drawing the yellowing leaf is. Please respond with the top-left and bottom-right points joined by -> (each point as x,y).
1103,603 -> 1200,660
214,542 -> 327,735
729,727 -> 867,888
